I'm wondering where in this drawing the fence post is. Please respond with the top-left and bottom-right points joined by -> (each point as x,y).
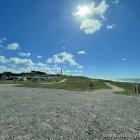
135,85 -> 138,93
134,84 -> 140,93
138,85 -> 140,93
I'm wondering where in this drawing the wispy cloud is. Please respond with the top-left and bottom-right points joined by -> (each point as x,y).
107,24 -> 116,30
7,43 -> 20,50
113,0 -> 120,4
77,51 -> 86,54
89,66 -> 97,70
62,46 -> 66,50
2,37 -> 7,41
19,52 -> 31,57
0,37 -> 7,43
64,69 -> 83,75
73,0 -> 109,34
37,55 -> 42,59
121,58 -> 127,61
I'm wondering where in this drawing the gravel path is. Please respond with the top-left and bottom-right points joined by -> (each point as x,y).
0,84 -> 140,140
41,79 -> 67,85
105,82 -> 125,92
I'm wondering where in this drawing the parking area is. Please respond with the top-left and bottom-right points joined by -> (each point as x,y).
0,85 -> 140,140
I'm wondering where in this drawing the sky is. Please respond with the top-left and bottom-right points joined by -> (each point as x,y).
0,0 -> 140,80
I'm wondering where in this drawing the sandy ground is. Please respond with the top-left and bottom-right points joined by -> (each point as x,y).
0,84 -> 140,140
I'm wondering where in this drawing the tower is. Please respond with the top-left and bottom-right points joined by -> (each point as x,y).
61,68 -> 63,75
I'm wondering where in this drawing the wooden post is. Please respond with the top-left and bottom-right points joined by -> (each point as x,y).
135,85 -> 138,93
138,85 -> 140,93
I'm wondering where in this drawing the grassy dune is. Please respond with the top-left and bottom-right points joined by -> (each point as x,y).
1,75 -> 139,95
17,76 -> 110,91
0,76 -> 110,91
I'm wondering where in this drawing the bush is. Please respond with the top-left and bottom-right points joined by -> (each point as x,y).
89,83 -> 94,89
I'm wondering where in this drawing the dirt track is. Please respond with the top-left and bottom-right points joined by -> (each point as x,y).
105,82 -> 125,92
0,84 -> 140,140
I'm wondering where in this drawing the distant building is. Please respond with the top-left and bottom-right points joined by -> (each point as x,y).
22,77 -> 27,81
1,75 -> 8,80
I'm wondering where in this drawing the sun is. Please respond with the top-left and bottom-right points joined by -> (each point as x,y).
77,5 -> 91,17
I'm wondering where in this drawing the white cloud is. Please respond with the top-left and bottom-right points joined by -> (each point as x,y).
47,52 -> 77,66
37,55 -> 42,59
73,0 -> 109,34
77,65 -> 83,69
77,51 -> 86,54
0,55 -> 33,66
0,56 -> 6,63
36,62 -> 48,67
8,58 -> 33,66
15,62 -> 61,75
19,52 -> 31,57
91,0 -> 109,19
73,1 -> 109,19
47,52 -> 83,69
113,0 -> 120,4
2,37 -> 7,41
7,43 -> 20,50
107,24 -> 116,30
80,19 -> 103,34
0,55 -> 83,75
121,58 -> 127,61
0,66 -> 14,73
0,37 -> 7,43
0,55 -> 36,73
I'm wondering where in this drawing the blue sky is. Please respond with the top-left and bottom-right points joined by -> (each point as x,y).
0,0 -> 140,80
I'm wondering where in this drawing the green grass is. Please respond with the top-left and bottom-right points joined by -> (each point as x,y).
1,76 -> 140,94
0,76 -> 110,91
110,81 -> 140,96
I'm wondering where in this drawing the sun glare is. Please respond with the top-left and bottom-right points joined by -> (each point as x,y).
77,5 -> 91,17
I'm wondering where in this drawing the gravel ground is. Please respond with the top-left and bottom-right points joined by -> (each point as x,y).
0,84 -> 140,140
